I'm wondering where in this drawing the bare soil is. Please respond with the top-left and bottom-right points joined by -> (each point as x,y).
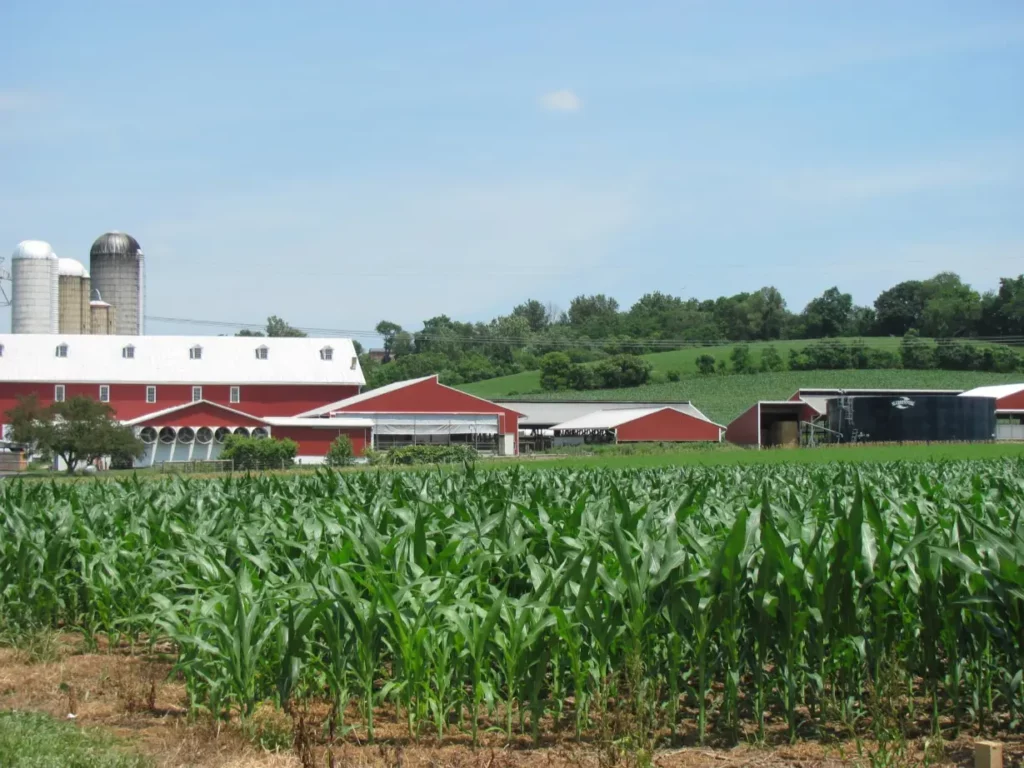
0,639 -> 1020,768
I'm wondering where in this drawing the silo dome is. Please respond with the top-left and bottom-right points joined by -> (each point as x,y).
11,240 -> 59,334
58,257 -> 90,278
89,231 -> 145,336
90,231 -> 141,258
13,240 -> 55,260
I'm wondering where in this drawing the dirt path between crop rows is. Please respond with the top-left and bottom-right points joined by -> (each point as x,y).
0,642 -> 1019,767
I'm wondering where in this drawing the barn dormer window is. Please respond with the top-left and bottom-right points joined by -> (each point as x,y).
55,343 -> 68,358
320,346 -> 333,361
255,345 -> 269,360
189,345 -> 203,360
0,344 -> 5,357
350,356 -> 358,370
122,345 -> 135,359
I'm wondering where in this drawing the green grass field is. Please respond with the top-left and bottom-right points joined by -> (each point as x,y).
492,440 -> 1024,470
459,339 -> 1024,423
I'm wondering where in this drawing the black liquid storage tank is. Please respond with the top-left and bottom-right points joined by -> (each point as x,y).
827,395 -> 996,443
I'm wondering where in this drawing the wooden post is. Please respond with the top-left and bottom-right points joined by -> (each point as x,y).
975,741 -> 1003,768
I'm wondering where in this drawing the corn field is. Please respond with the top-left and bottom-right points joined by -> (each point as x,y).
1,462 -> 1023,747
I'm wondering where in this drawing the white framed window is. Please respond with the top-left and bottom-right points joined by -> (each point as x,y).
230,386 -> 241,404
99,385 -> 110,403
255,345 -> 269,360
122,345 -> 135,359
55,343 -> 68,358
54,384 -> 65,402
0,344 -> 5,357
189,345 -> 203,360
192,386 -> 202,402
320,346 -> 334,361
146,386 -> 157,404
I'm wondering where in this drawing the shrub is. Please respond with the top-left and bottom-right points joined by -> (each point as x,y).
324,435 -> 354,468
802,341 -> 852,370
716,358 -> 729,374
539,352 -> 573,391
593,354 -> 652,388
221,435 -> 298,470
566,363 -> 599,391
864,348 -> 902,369
696,354 -> 716,375
729,346 -> 756,374
759,346 -> 784,373
934,340 -> 979,371
977,344 -> 1022,373
900,330 -> 935,370
367,444 -> 476,466
666,369 -> 681,382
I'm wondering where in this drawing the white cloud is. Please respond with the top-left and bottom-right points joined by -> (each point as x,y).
540,89 -> 582,113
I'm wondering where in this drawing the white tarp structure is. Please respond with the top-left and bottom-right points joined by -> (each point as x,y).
361,414 -> 499,435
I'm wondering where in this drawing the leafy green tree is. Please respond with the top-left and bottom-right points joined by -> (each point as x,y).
918,273 -> 981,337
728,345 -> 756,374
567,294 -> 620,337
511,299 -> 550,332
745,287 -> 790,340
900,329 -> 935,370
593,354 -> 652,388
539,352 -> 574,391
874,280 -> 927,336
800,287 -> 853,338
266,316 -> 306,337
375,321 -> 404,355
759,346 -> 784,372
325,435 -> 355,468
980,275 -> 1024,336
696,354 -> 716,375
6,395 -> 143,474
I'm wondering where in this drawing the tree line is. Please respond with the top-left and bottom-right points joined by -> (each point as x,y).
361,272 -> 1024,389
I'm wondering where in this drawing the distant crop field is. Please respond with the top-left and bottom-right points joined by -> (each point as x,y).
497,440 -> 1024,469
463,366 -> 1024,423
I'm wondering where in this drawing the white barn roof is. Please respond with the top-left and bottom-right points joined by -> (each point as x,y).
551,406 -> 724,431
960,383 -> 1024,400
496,399 -> 712,427
0,334 -> 365,386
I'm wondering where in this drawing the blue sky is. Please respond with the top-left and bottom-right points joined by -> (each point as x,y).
2,1 -> 1022,338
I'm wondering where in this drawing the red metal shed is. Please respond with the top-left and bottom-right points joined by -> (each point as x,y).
551,406 -> 723,444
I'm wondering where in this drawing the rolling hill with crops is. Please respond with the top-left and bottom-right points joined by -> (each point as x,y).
459,339 -> 1024,424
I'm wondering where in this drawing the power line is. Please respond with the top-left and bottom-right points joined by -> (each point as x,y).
145,314 -> 1024,351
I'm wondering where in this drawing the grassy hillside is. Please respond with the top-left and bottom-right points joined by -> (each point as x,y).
462,339 -> 891,399
458,339 -> 1024,424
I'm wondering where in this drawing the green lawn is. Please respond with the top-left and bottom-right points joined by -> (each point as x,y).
490,441 -> 1024,470
0,711 -> 149,768
459,338 -> 1024,424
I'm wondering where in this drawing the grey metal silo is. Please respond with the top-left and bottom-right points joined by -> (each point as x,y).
11,240 -> 59,334
89,232 -> 145,336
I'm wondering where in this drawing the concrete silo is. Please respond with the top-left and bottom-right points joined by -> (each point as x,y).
90,294 -> 117,335
58,257 -> 91,334
89,232 -> 145,336
11,240 -> 59,334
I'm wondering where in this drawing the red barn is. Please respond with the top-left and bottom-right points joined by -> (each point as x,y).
0,334 -> 369,466
961,384 -> 1024,440
298,375 -> 524,455
549,406 -> 723,446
